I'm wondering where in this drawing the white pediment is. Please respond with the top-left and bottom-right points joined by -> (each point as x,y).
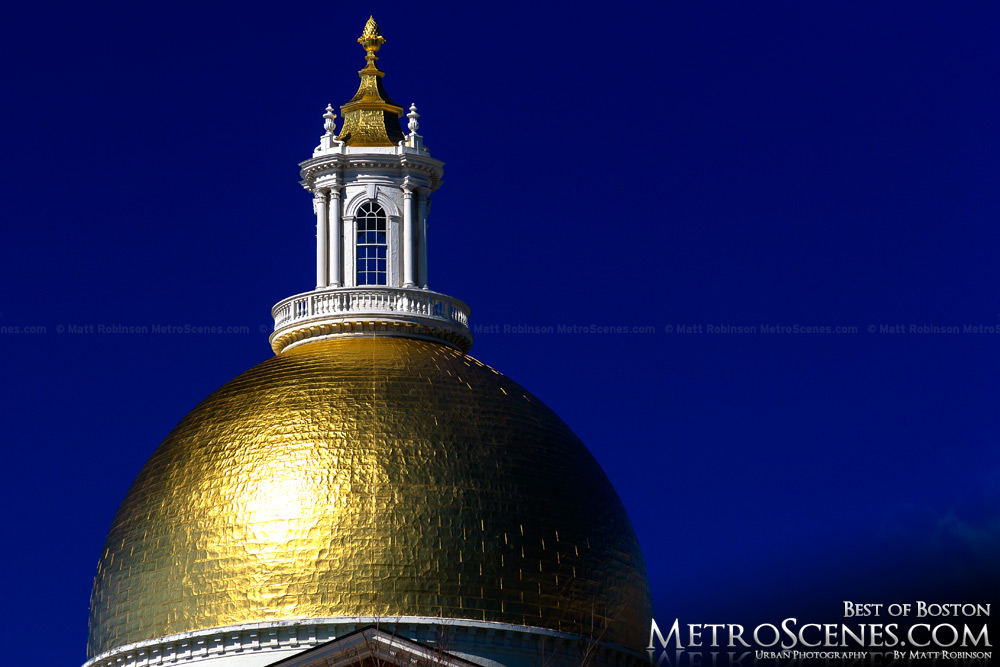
266,626 -> 483,667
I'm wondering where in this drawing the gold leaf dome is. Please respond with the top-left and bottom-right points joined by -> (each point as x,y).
88,337 -> 652,658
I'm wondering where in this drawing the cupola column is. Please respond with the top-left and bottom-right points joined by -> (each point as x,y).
314,190 -> 329,289
329,186 -> 343,287
418,191 -> 429,288
402,185 -> 416,287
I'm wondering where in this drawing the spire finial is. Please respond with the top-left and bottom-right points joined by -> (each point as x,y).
360,16 -> 382,41
358,16 -> 385,60
337,16 -> 405,147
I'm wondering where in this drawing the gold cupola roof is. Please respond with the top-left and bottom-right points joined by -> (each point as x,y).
87,337 -> 652,658
337,16 -> 406,147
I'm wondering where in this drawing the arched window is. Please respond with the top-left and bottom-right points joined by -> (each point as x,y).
356,201 -> 387,286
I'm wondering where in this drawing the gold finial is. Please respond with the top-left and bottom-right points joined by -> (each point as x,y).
337,17 -> 405,147
359,16 -> 383,45
357,15 -> 386,73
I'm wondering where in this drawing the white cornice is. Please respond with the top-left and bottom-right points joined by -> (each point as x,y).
300,149 -> 444,193
83,617 -> 646,667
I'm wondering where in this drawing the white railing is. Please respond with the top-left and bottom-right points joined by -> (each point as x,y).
272,287 -> 470,332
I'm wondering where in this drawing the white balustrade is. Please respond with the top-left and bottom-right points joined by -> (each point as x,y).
272,287 -> 470,338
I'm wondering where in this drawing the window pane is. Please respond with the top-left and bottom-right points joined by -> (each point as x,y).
356,200 -> 388,286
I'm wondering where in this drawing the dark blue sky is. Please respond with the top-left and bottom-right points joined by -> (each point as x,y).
2,3 -> 998,664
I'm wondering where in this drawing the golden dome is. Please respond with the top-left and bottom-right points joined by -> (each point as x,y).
88,337 -> 652,658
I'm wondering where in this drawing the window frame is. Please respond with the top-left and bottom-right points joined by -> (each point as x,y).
354,200 -> 388,286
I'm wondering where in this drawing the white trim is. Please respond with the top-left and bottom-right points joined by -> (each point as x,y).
84,616 -> 645,667
344,188 -> 401,219
343,214 -> 356,287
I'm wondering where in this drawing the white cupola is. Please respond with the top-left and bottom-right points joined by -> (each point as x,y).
270,17 -> 471,355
